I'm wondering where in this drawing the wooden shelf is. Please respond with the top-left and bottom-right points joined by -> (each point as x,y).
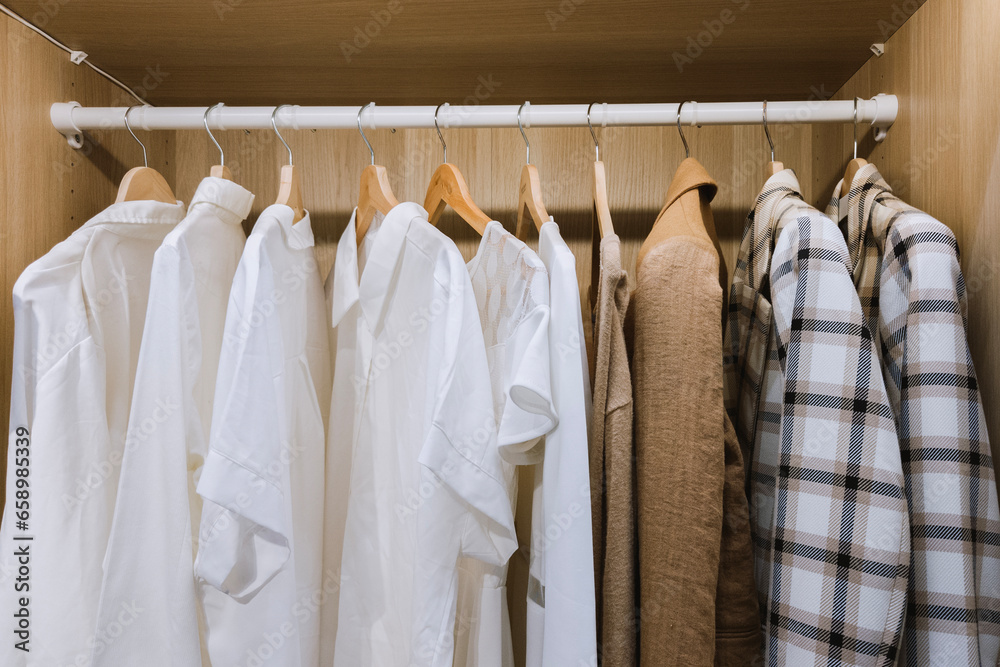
3,0 -> 924,105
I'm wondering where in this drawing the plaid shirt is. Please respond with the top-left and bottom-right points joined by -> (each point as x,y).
724,169 -> 910,665
827,164 -> 1000,666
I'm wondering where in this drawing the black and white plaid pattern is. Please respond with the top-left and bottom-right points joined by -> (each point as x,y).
725,170 -> 910,665
827,165 -> 1000,665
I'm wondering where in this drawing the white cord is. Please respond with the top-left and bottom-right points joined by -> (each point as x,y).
0,2 -> 149,105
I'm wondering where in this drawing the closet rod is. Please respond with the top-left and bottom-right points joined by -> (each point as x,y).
51,95 -> 898,149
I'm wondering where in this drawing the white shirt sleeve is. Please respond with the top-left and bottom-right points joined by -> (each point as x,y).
195,238 -> 290,602
496,302 -> 557,464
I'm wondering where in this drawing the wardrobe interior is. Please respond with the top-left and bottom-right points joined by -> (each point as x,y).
2,0 -> 998,554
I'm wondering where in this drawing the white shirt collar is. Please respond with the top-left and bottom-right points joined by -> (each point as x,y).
330,202 -> 427,331
83,198 -> 186,228
189,177 -> 255,225
259,204 -> 315,250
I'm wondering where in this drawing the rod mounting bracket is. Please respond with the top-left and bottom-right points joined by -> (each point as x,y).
870,93 -> 897,143
51,101 -> 84,148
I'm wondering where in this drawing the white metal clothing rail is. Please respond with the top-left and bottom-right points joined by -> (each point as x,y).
50,95 -> 898,149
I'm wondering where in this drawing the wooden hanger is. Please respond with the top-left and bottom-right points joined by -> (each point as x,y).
762,101 -> 784,176
588,104 -> 614,239
424,104 -> 491,234
115,106 -> 176,204
514,102 -> 550,241
205,103 -> 233,181
271,105 -> 305,223
842,97 -> 868,195
355,103 -> 399,246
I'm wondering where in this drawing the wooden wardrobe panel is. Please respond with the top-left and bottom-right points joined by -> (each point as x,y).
813,0 -> 1000,489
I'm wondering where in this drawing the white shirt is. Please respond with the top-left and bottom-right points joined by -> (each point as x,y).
0,199 -> 184,666
194,205 -> 330,667
324,203 -> 517,667
90,178 -> 254,666
454,221 -> 556,667
525,221 -> 597,667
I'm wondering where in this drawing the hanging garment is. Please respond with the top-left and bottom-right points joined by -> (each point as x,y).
324,203 -> 517,667
454,221 -> 557,667
826,165 -> 1000,665
0,198 -> 183,666
723,168 -> 910,665
629,158 -> 759,666
90,177 -> 253,667
194,204 -> 330,667
589,232 -> 637,667
522,220 -> 598,667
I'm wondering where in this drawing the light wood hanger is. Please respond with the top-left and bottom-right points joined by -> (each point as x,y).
355,102 -> 399,246
762,101 -> 784,176
271,105 -> 305,223
424,103 -> 491,234
842,97 -> 868,195
115,106 -> 176,204
204,103 -> 233,180
514,102 -> 550,241
588,103 -> 614,239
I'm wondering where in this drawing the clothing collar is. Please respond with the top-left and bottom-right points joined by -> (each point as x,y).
826,163 -> 902,272
189,177 -> 255,225
330,202 -> 426,331
82,198 -> 186,228
657,157 -> 718,216
260,204 -> 314,250
743,168 -> 806,291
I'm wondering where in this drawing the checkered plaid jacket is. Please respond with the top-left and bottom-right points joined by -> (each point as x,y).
724,169 -> 910,665
826,164 -> 1000,666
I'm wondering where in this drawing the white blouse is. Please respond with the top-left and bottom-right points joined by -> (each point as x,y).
454,220 -> 557,667
92,178 -> 253,667
324,203 -> 517,667
195,205 -> 330,667
0,198 -> 183,666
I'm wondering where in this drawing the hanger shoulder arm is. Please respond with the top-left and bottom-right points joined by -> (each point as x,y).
116,166 -> 176,204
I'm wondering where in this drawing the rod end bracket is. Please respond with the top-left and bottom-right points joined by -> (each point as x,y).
51,102 -> 84,148
870,93 -> 897,143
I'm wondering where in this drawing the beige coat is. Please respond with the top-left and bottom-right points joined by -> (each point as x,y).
629,158 -> 761,666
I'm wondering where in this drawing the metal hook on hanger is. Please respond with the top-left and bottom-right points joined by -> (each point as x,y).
124,105 -> 148,167
676,101 -> 691,159
763,100 -> 775,163
852,97 -> 860,159
433,102 -> 449,163
204,103 -> 225,167
271,104 -> 294,166
517,101 -> 532,165
587,102 -> 600,162
358,102 -> 376,166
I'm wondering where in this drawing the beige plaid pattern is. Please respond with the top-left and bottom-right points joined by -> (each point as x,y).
827,165 -> 1000,666
724,170 -> 910,665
